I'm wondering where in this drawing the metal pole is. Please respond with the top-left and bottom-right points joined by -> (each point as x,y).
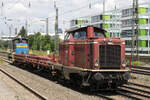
55,8 -> 58,36
8,26 -> 11,50
25,20 -> 28,36
103,0 -> 105,14
135,0 -> 139,60
46,18 -> 49,35
131,0 -> 139,61
54,0 -> 58,52
1,2 -> 4,16
103,0 -> 105,29
131,0 -> 135,61
89,0 -> 92,25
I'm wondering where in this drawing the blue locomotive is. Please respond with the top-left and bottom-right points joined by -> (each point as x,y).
8,38 -> 29,61
12,38 -> 29,54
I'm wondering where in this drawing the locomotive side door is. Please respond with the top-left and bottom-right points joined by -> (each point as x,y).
73,30 -> 88,68
60,32 -> 75,66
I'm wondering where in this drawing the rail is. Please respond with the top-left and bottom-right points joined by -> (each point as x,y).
0,54 -> 47,100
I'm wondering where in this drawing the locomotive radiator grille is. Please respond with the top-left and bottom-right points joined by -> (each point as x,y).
99,45 -> 121,69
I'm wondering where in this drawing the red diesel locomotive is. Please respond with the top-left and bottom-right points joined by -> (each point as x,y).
12,26 -> 130,90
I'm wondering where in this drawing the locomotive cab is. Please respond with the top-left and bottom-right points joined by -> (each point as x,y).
59,26 -> 127,70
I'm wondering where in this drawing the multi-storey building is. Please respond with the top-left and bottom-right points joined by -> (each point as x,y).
121,5 -> 150,54
70,9 -> 121,38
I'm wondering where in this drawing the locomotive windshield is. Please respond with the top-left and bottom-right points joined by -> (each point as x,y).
14,39 -> 19,44
64,33 -> 70,40
74,31 -> 86,39
64,31 -> 87,40
13,38 -> 28,44
94,31 -> 105,37
22,39 -> 28,43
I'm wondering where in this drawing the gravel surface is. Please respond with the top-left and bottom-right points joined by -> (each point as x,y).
131,66 -> 150,83
0,70 -> 40,100
0,77 -> 16,100
1,61 -> 150,100
125,79 -> 150,100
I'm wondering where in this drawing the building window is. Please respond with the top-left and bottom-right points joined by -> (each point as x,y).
110,24 -> 113,28
125,40 -> 132,48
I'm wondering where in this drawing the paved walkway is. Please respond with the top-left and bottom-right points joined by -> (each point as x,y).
0,78 -> 16,100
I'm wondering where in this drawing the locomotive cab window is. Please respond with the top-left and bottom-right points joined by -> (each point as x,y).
22,39 -> 28,43
94,27 -> 106,37
94,31 -> 105,37
73,31 -> 87,39
64,32 -> 71,40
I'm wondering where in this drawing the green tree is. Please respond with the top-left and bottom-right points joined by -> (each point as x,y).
0,40 -> 10,50
28,35 -> 34,49
27,32 -> 61,52
17,26 -> 27,38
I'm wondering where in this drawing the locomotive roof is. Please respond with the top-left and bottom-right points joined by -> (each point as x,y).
66,26 -> 107,33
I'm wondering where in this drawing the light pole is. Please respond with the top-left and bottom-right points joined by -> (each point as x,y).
131,0 -> 139,61
1,2 -> 4,17
46,18 -> 49,35
54,0 -> 59,53
103,0 -> 105,15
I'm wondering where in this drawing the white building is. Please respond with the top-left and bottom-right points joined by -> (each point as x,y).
121,3 -> 150,54
0,35 -> 16,40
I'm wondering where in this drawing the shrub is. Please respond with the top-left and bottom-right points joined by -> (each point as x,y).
132,61 -> 146,66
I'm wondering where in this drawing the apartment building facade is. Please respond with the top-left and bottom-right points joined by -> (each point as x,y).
121,6 -> 150,54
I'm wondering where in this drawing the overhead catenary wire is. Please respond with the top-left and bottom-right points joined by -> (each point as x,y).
7,0 -> 21,9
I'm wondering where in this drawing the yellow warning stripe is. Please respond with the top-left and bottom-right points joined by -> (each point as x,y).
16,46 -> 28,47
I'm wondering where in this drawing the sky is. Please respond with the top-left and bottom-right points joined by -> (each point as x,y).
0,0 -> 150,36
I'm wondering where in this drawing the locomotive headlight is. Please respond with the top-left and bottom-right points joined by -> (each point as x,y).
95,59 -> 99,67
122,63 -> 126,67
122,59 -> 127,68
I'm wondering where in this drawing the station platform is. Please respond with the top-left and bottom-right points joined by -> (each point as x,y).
0,79 -> 16,100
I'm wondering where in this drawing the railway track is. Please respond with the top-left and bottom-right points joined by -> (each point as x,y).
0,51 -> 9,57
133,66 -> 150,70
0,53 -> 47,100
114,80 -> 150,100
123,64 -> 150,78
1,52 -> 150,100
132,69 -> 150,76
131,65 -> 150,82
0,68 -> 47,100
